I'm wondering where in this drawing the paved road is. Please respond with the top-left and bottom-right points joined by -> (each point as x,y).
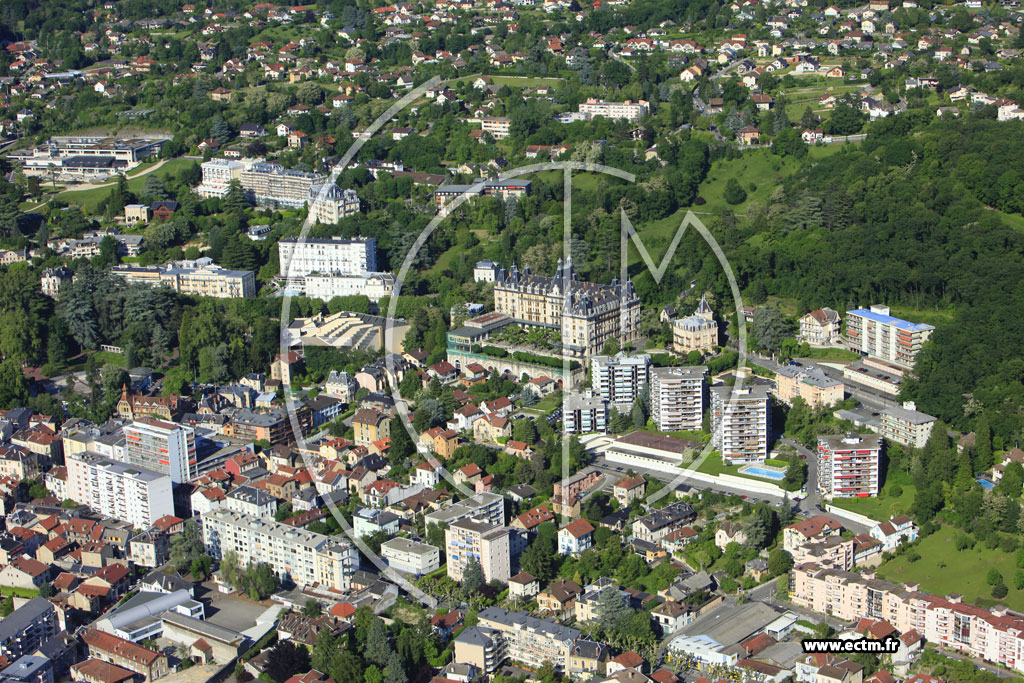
608,50 -> 637,72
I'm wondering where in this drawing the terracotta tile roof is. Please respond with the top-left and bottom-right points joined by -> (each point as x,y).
83,629 -> 161,665
70,659 -> 136,683
561,518 -> 595,538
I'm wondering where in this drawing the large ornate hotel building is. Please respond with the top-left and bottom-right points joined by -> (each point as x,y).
492,258 -> 640,358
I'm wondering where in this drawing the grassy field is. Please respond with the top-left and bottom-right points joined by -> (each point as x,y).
696,150 -> 797,213
57,157 -> 197,213
830,473 -> 916,521
691,453 -> 784,485
90,350 -> 128,368
0,586 -> 40,598
884,306 -> 955,328
782,83 -> 863,121
878,525 -> 1024,610
992,208 -> 1024,233
489,75 -> 566,88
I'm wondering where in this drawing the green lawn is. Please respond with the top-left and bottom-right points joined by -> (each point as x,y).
697,150 -> 798,213
878,525 -> 1024,611
488,75 -> 566,88
0,586 -> 40,598
691,453 -> 780,484
90,350 -> 128,368
992,208 -> 1024,233
57,157 -> 197,213
427,244 -> 461,275
884,306 -> 954,328
830,475 -> 916,521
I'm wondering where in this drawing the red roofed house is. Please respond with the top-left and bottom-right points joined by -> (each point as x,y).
607,651 -> 647,675
784,515 -> 843,553
152,515 -> 184,535
511,505 -> 555,532
473,413 -> 510,443
428,362 -> 458,383
558,518 -> 595,555
271,351 -> 305,386
454,463 -> 483,486
0,556 -> 52,589
82,629 -> 168,681
329,602 -> 356,620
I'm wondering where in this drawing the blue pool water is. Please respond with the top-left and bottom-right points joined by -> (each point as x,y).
977,478 -> 996,489
743,466 -> 787,481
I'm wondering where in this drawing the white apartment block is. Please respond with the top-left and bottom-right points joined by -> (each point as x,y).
479,116 -> 511,138
577,98 -> 650,122
380,537 -> 440,575
123,418 -> 197,484
278,236 -> 378,282
845,305 -> 934,369
710,385 -> 771,464
66,451 -> 174,528
110,260 -> 256,299
225,485 -> 278,519
879,402 -> 936,448
817,433 -> 882,498
473,260 -> 500,282
202,508 -> 358,591
195,159 -> 248,198
590,354 -> 651,408
563,394 -> 608,435
792,563 -> 1024,676
445,519 -> 518,584
303,271 -> 394,302
650,366 -> 706,431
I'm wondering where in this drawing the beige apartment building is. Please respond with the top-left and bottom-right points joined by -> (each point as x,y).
792,563 -> 1024,676
240,162 -> 325,207
493,258 -> 640,358
673,296 -> 718,354
454,607 -> 581,674
308,183 -> 361,223
774,364 -> 844,409
480,116 -> 511,138
110,260 -> 256,298
577,98 -> 650,122
879,402 -> 936,448
445,518 -> 518,584
202,509 -> 358,591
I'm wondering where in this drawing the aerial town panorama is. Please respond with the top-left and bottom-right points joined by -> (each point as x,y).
0,0 -> 1020,683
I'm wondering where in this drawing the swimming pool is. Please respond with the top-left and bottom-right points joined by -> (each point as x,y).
742,466 -> 787,481
977,478 -> 996,489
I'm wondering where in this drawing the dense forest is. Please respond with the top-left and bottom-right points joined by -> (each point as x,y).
696,114 -> 1024,446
